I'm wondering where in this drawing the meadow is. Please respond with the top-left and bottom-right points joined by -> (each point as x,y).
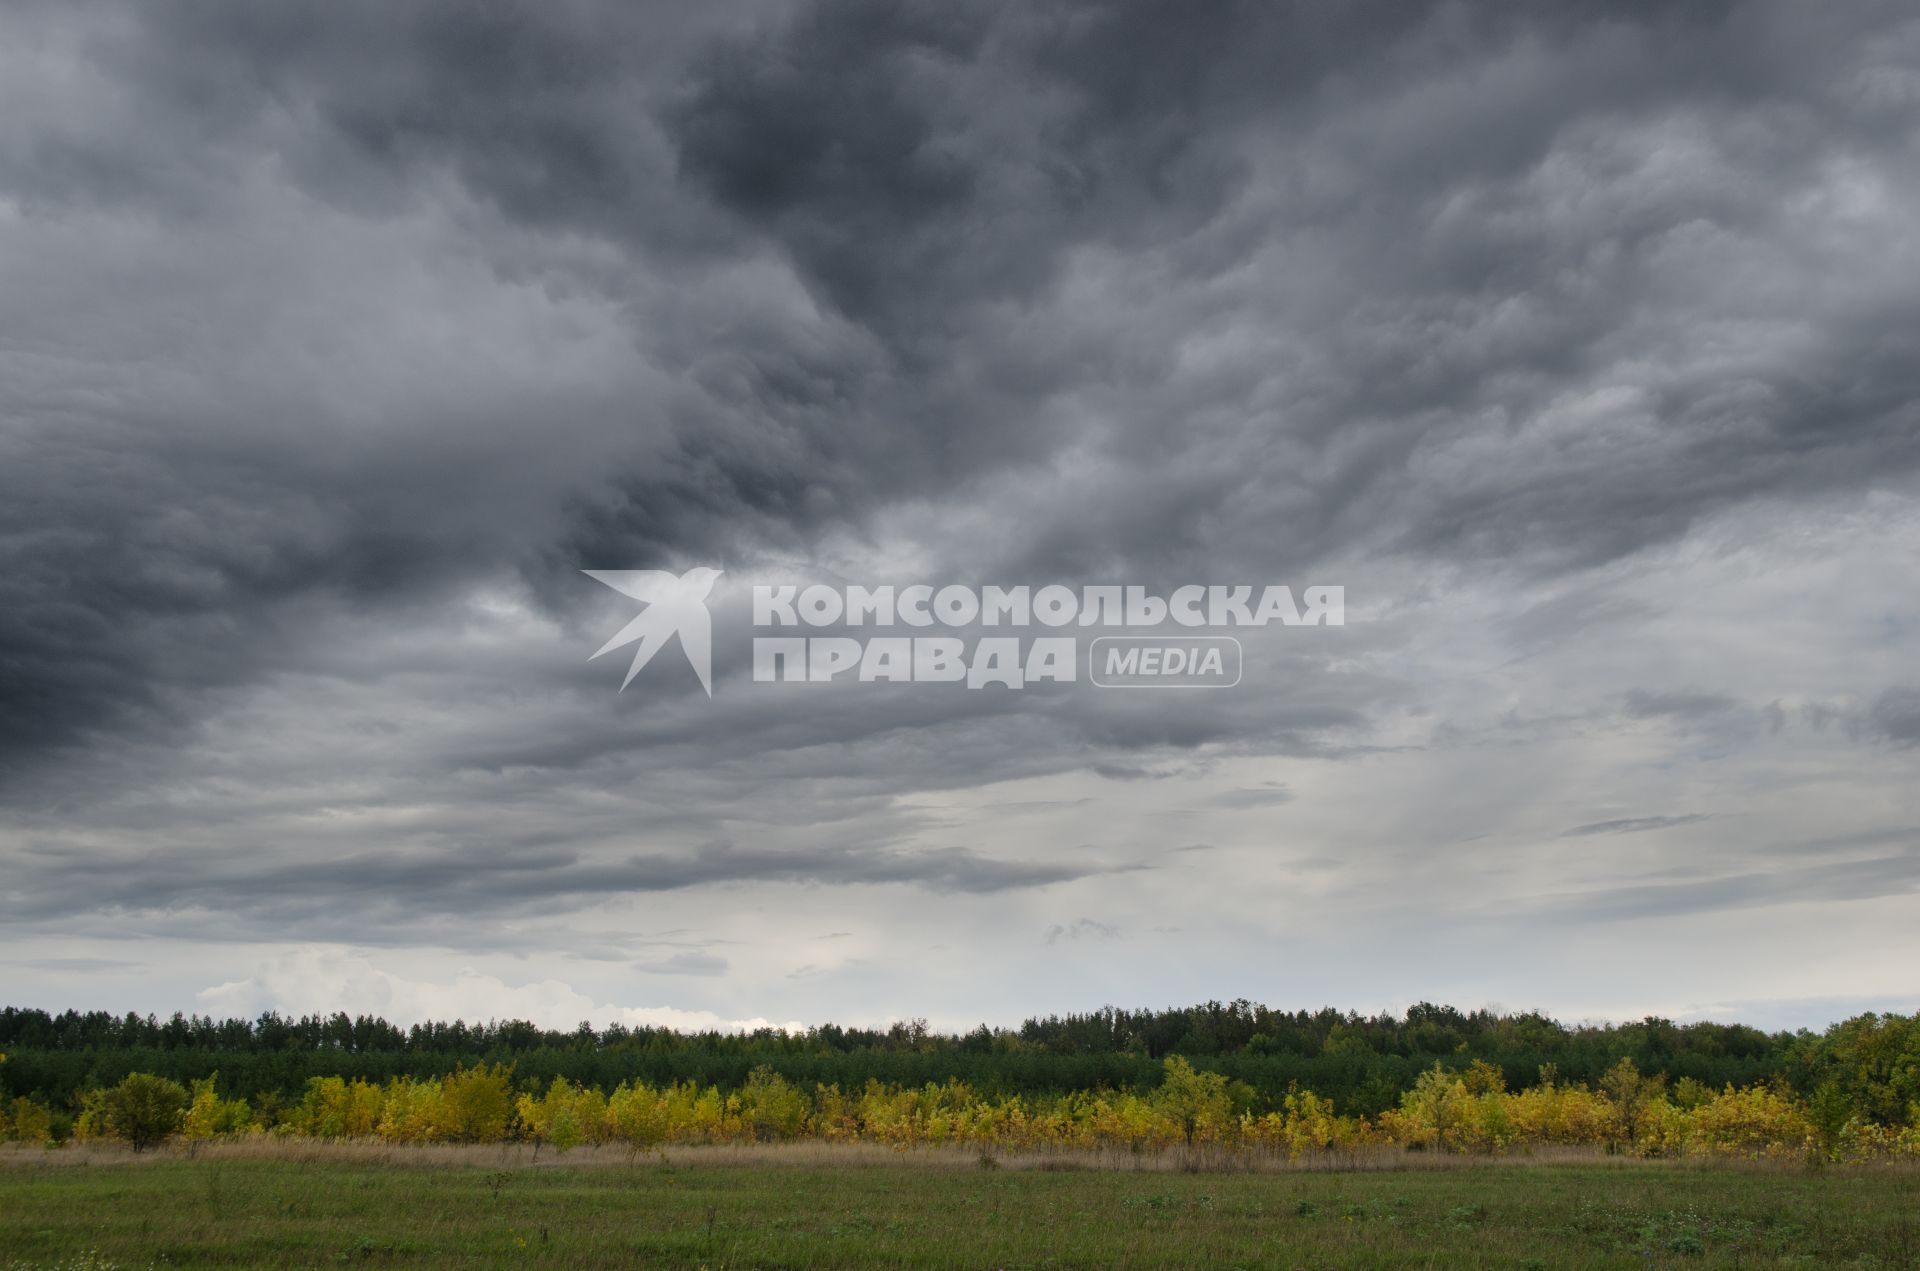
6,1002 -> 1920,1266
3,1141 -> 1920,1269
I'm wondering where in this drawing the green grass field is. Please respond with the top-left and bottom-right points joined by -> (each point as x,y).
2,1145 -> 1917,1269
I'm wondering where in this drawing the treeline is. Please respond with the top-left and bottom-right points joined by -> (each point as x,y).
11,1055 -> 1920,1164
2,1002 -> 1915,1127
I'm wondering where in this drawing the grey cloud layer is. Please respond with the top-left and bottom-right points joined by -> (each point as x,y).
3,839 -> 1131,934
2,0 -> 1918,970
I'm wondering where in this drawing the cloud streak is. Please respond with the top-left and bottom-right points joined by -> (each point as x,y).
1562,815 -> 1711,838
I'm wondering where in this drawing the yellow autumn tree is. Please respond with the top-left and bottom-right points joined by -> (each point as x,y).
434,1064 -> 514,1142
1153,1056 -> 1234,1146
182,1075 -> 254,1140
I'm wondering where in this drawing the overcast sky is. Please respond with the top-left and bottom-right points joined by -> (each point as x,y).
3,0 -> 1918,1035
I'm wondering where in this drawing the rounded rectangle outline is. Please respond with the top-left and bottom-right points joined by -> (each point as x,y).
1088,635 -> 1243,689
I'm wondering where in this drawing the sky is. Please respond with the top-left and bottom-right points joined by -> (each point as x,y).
2,0 -> 1918,1037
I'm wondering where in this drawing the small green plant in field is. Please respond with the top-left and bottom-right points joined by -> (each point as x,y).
1665,1229 -> 1706,1255
337,1234 -> 403,1261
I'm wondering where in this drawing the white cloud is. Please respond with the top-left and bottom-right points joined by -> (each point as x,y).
197,948 -> 801,1033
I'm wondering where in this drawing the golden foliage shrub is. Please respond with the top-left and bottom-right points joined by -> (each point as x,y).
23,1054 -> 1920,1160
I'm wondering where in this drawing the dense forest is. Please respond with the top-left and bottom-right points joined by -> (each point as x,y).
4,1000 -> 1913,1125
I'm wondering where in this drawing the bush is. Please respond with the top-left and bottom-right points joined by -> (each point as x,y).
737,1066 -> 810,1141
435,1064 -> 513,1142
6,1096 -> 54,1145
183,1075 -> 255,1140
1153,1056 -> 1233,1145
290,1076 -> 382,1138
94,1073 -> 190,1151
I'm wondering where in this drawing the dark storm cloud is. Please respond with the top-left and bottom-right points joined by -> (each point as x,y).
3,0 -> 1920,945
2,838 -> 1139,934
64,0 -> 1920,568
0,447 -> 476,772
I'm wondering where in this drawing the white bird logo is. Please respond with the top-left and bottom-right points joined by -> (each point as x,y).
583,566 -> 724,695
